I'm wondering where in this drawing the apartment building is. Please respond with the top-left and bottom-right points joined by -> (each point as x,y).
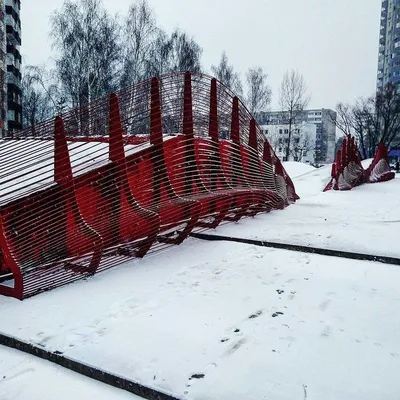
377,0 -> 400,91
258,109 -> 337,165
0,0 -> 21,136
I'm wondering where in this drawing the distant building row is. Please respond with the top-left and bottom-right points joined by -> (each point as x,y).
257,109 -> 337,165
0,0 -> 22,137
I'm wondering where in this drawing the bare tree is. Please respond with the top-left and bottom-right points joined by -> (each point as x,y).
22,67 -> 55,129
51,0 -> 122,109
24,66 -> 65,114
290,128 -> 313,162
211,52 -> 243,96
265,128 -> 280,152
372,83 -> 400,150
120,0 -> 159,86
333,102 -> 353,137
279,70 -> 310,161
245,66 -> 272,118
166,29 -> 203,73
144,28 -> 202,77
333,83 -> 400,159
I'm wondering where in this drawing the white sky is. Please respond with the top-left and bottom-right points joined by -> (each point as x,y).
21,0 -> 381,110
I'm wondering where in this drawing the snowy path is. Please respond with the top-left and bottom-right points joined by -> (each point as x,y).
1,162 -> 400,399
213,167 -> 400,258
1,238 -> 400,399
0,347 -> 139,400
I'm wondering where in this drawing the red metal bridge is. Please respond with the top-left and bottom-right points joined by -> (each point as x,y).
324,135 -> 394,191
0,72 -> 298,300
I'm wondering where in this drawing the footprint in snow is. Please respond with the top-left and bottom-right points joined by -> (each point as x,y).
272,312 -> 284,318
318,299 -> 332,311
184,373 -> 206,395
248,310 -> 263,319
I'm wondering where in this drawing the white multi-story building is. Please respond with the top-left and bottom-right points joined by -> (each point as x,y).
0,0 -> 21,136
260,122 -> 317,164
377,0 -> 400,91
258,108 -> 336,165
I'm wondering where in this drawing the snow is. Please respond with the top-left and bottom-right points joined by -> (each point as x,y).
0,139 -> 158,204
282,161 -> 316,178
1,239 -> 400,399
213,160 -> 400,257
1,155 -> 400,399
0,347 -> 140,400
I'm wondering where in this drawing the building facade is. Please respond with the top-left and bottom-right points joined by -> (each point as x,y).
4,0 -> 21,133
260,122 -> 317,164
0,0 -> 21,136
258,109 -> 336,165
377,0 -> 400,91
0,0 -> 6,136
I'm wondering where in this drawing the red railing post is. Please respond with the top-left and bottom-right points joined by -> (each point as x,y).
209,78 -> 219,143
249,119 -> 257,150
150,77 -> 166,205
54,116 -> 103,273
263,140 -> 272,165
183,71 -> 197,194
150,77 -> 163,148
54,116 -> 74,186
109,93 -> 126,165
231,97 -> 240,145
0,218 -> 23,299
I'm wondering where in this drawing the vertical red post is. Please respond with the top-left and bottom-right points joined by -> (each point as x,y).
249,119 -> 257,150
208,78 -> 220,191
109,93 -> 126,164
54,116 -> 74,186
336,149 -> 342,177
150,76 -> 165,204
341,138 -> 347,171
183,72 -> 196,194
263,140 -> 272,164
209,78 -> 219,143
183,72 -> 194,139
274,157 -> 285,179
150,77 -> 163,148
0,218 -> 23,300
231,97 -> 240,145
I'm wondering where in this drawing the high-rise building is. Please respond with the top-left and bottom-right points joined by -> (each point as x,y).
4,0 -> 21,134
0,0 -> 6,137
258,109 -> 337,165
377,0 -> 400,91
0,0 -> 21,137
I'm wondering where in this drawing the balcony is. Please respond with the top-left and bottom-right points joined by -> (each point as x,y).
6,72 -> 21,87
6,25 -> 21,46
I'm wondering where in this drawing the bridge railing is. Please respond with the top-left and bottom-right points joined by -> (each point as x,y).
324,135 -> 395,191
0,72 -> 298,300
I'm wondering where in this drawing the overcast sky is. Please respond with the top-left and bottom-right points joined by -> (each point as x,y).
21,0 -> 381,110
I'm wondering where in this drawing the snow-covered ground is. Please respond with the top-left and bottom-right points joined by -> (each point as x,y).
215,161 -> 400,257
1,347 -> 139,400
1,162 -> 400,399
282,161 -> 316,178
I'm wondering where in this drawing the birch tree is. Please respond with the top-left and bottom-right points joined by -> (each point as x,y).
279,70 -> 310,161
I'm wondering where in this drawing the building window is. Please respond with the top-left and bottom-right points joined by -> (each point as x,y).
8,110 -> 15,121
279,129 -> 283,134
284,129 -> 288,134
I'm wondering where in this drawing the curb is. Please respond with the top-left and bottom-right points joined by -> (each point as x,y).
189,233 -> 400,266
0,332 -> 180,400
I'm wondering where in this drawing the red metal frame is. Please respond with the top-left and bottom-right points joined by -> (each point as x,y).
0,72 -> 298,300
324,135 -> 394,192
